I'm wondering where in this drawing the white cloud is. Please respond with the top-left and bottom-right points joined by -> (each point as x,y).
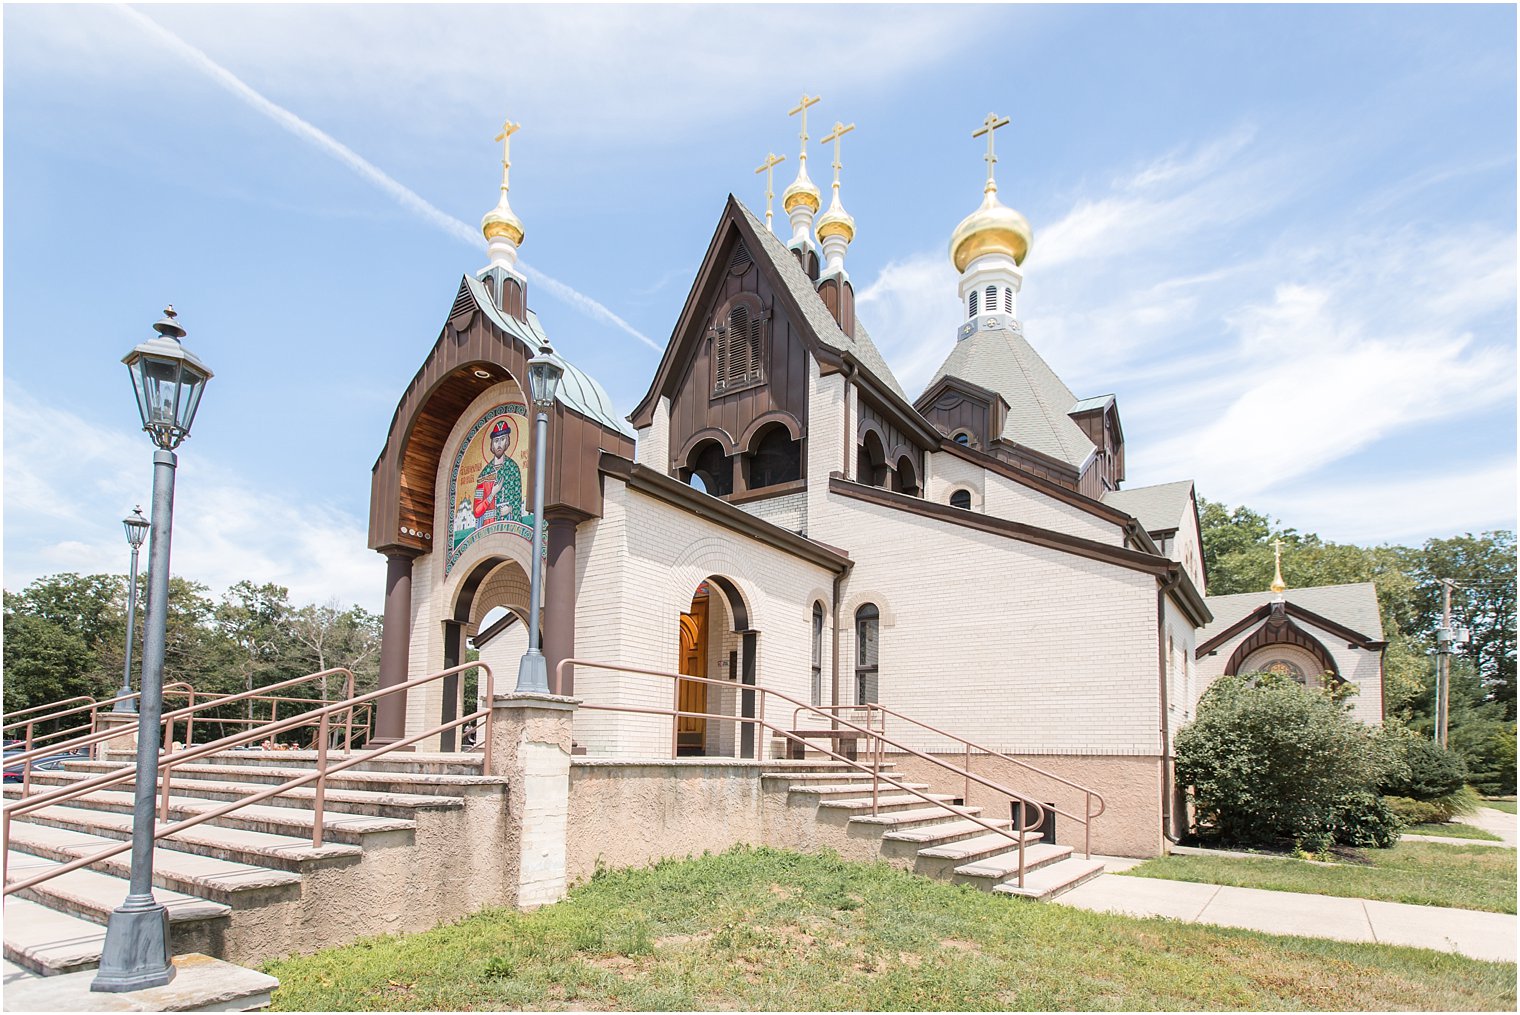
854,253 -> 962,397
2,387 -> 384,611
1265,460 -> 1518,545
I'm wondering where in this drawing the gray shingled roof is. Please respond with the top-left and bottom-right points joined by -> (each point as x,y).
1102,480 -> 1195,534
737,201 -> 908,401
1201,582 -> 1385,644
926,326 -> 1095,469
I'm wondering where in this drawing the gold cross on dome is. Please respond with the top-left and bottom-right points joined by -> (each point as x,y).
754,152 -> 787,231
972,112 -> 1011,191
788,93 -> 821,161
820,121 -> 855,189
494,118 -> 520,190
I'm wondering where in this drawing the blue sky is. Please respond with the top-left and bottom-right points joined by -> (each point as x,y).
4,4 -> 1515,612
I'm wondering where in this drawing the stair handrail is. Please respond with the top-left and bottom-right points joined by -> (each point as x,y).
2,669 -> 357,796
3,684 -> 193,757
561,657 -> 1053,887
796,702 -> 1107,860
2,662 -> 492,896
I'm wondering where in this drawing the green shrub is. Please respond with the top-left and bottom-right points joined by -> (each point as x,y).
1385,796 -> 1447,824
1176,674 -> 1401,848
1382,734 -> 1468,800
1327,791 -> 1404,849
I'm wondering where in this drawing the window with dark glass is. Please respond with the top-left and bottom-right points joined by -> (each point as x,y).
950,489 -> 972,510
684,440 -> 732,496
747,423 -> 801,489
856,431 -> 888,487
953,431 -> 972,446
811,602 -> 825,707
855,604 -> 879,704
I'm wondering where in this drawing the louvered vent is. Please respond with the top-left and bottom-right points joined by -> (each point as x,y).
712,300 -> 766,395
968,290 -> 978,318
728,242 -> 753,276
450,279 -> 476,320
727,304 -> 751,384
1004,288 -> 1014,314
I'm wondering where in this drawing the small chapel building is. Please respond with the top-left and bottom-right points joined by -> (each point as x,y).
365,110 -> 1383,857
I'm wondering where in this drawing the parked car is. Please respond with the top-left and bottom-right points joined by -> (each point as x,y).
3,747 -> 89,784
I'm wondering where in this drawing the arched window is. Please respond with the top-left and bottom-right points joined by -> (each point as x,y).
950,489 -> 972,510
746,423 -> 801,489
967,290 -> 978,318
855,604 -> 879,705
856,430 -> 888,487
952,430 -> 972,446
712,299 -> 765,395
985,285 -> 996,312
1003,288 -> 1013,314
811,602 -> 825,707
683,439 -> 732,497
890,455 -> 919,496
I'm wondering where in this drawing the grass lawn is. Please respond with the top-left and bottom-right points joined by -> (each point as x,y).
264,847 -> 1515,1012
1484,800 -> 1517,815
1407,821 -> 1503,841
1125,842 -> 1516,914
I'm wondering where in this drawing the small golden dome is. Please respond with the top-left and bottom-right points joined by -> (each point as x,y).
816,195 -> 855,243
949,188 -> 1031,272
481,192 -> 525,247
782,166 -> 821,214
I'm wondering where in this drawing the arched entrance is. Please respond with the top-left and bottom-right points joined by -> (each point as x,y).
676,576 -> 757,758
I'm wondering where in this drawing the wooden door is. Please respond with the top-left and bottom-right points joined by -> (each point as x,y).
677,590 -> 709,754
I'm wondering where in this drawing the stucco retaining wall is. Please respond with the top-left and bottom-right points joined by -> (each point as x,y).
883,751 -> 1164,858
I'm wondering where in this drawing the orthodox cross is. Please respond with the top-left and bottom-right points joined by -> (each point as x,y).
820,121 -> 856,195
754,152 -> 787,232
494,118 -> 520,191
1270,538 -> 1287,594
972,112 -> 1011,192
788,93 -> 821,167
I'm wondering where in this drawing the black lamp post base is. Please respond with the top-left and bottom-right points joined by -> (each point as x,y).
90,898 -> 175,992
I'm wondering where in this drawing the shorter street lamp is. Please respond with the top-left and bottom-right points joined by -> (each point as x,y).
93,307 -> 212,993
515,343 -> 564,694
111,508 -> 150,714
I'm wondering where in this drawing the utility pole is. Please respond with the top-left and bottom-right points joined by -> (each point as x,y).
1435,578 -> 1455,748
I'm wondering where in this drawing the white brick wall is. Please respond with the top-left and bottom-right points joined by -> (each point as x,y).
736,491 -> 807,533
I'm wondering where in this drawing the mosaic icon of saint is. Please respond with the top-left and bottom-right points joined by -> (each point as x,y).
472,418 -> 525,526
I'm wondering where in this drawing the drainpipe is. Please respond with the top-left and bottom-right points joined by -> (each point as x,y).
1157,570 -> 1183,845
831,569 -> 845,724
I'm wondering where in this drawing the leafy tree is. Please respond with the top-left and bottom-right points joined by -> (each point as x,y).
2,609 -> 99,719
214,581 -> 294,713
284,599 -> 382,701
1407,532 -> 1516,720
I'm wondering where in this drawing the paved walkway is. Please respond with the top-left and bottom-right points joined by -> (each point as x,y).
1404,806 -> 1518,848
1059,873 -> 1516,963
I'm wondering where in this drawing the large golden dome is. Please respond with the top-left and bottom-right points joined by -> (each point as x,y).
949,188 -> 1031,272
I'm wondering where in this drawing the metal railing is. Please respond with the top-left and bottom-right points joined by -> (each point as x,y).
2,662 -> 492,896
561,657 -> 1059,888
3,685 -> 193,761
794,702 -> 1107,860
3,670 -> 359,800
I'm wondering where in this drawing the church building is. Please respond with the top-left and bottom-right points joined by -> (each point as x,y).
365,106 -> 1383,857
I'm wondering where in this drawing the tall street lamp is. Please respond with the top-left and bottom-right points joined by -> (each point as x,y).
111,507 -> 150,714
93,307 -> 212,993
515,343 -> 563,694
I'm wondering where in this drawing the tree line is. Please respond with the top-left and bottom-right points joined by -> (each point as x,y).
3,574 -> 380,730
1199,500 -> 1515,793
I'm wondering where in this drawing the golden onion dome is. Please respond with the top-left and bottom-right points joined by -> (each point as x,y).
949,187 -> 1031,272
481,191 -> 525,247
815,194 -> 855,244
782,165 -> 822,214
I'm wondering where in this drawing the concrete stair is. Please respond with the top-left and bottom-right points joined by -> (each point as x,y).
772,764 -> 1105,901
2,749 -> 513,977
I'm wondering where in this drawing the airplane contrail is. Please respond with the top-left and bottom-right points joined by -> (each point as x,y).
115,4 -> 662,353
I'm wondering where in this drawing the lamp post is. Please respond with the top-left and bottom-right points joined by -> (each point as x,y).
93,307 -> 212,993
111,508 -> 150,714
515,343 -> 564,694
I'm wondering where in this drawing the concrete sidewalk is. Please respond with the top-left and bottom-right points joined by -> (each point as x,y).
1058,874 -> 1517,963
1404,806 -> 1518,848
